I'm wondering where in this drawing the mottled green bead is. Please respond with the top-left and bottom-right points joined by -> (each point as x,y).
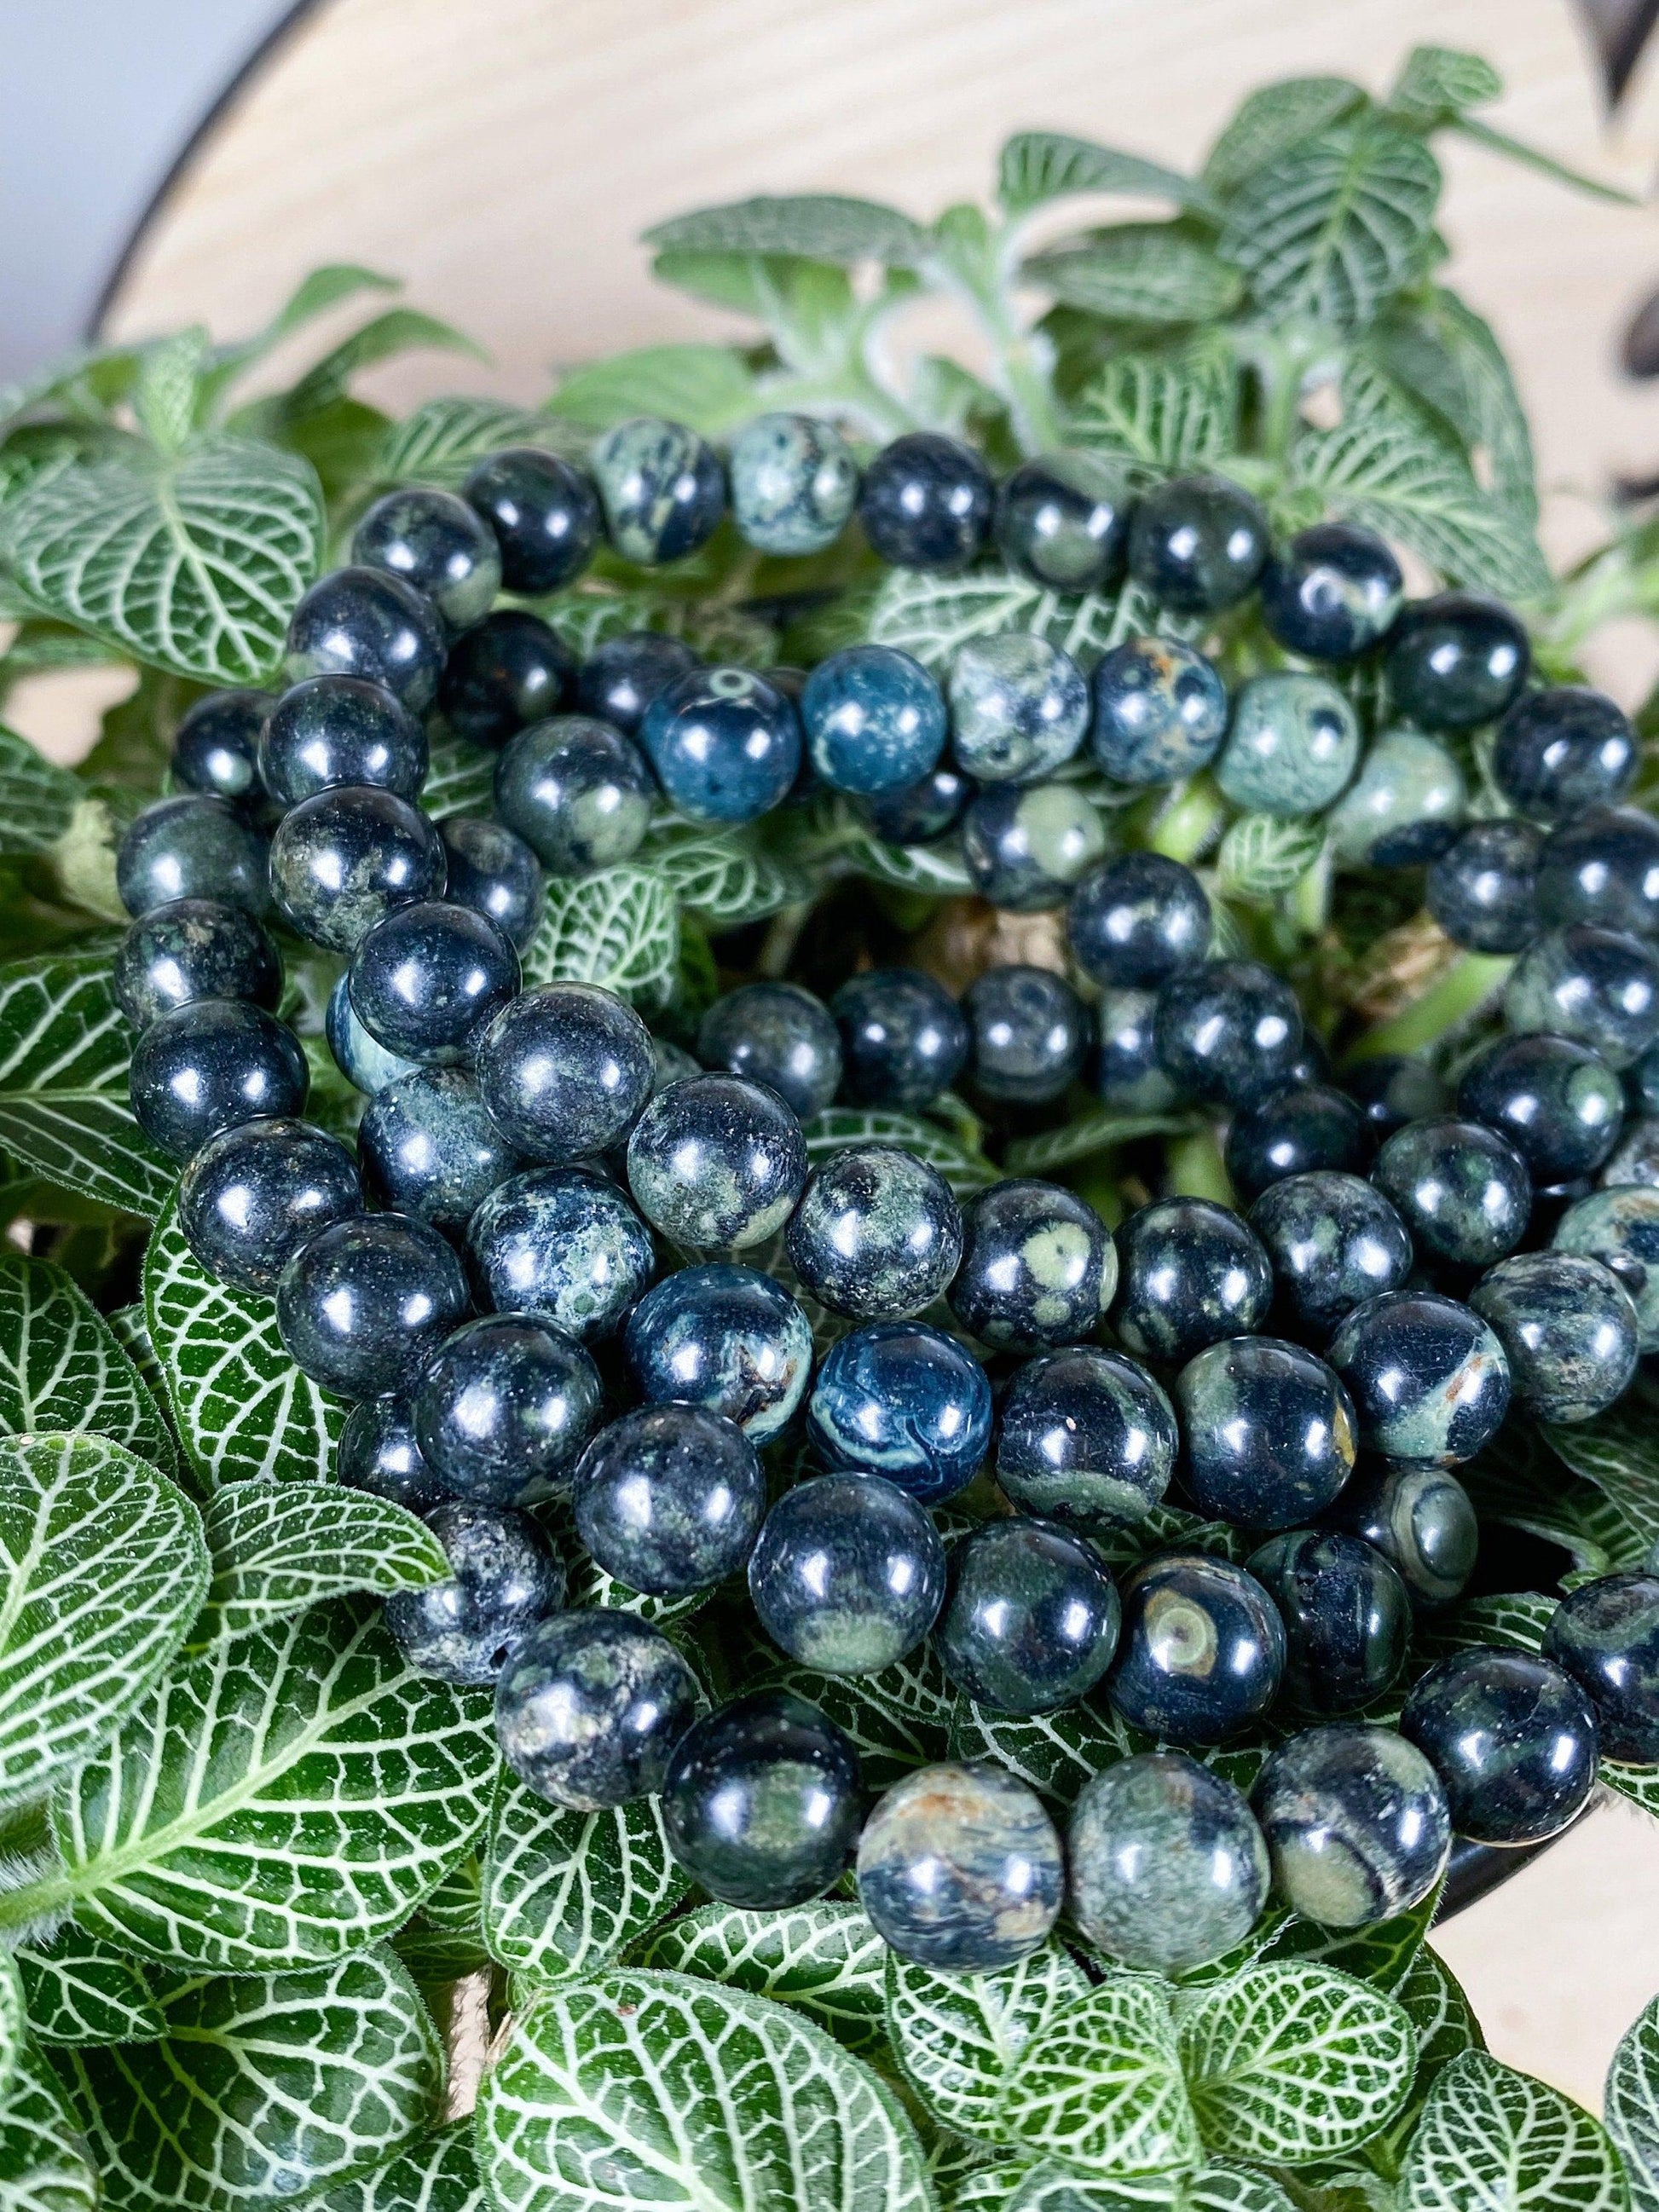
1067,1751 -> 1269,1974
592,415 -> 725,565
1326,1464 -> 1478,1611
1327,731 -> 1466,866
729,412 -> 858,555
1470,1250 -> 1639,1423
1505,924 -> 1659,1069
962,783 -> 1108,911
856,1761 -> 1063,1970
1252,1724 -> 1450,1927
996,449 -> 1131,591
1552,1184 -> 1659,1351
949,634 -> 1090,785
1215,673 -> 1360,818
1246,1529 -> 1411,1715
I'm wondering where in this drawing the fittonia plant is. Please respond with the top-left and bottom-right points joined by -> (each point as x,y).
4,43 -> 1659,2212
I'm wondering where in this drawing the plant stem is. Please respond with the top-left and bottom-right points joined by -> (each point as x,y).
1165,1125 -> 1235,1207
1148,777 -> 1228,863
1347,952 -> 1514,1062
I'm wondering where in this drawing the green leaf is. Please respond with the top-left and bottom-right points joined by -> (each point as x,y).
644,823 -> 808,928
645,195 -> 929,265
1027,230 -> 1243,325
888,1943 -> 1090,2141
1202,79 -> 1368,197
144,1193 -> 347,1490
1404,2049 -> 1628,2209
775,790 -> 975,896
0,1952 -> 20,2102
0,1434 -> 206,1808
1219,815 -> 1326,902
1219,124 -> 1441,334
419,725 -> 498,821
1003,1976 -> 1201,2177
483,1771 -> 687,1988
310,2121 -> 485,2212
1180,1963 -> 1415,2168
1260,1883 -> 1441,1997
1390,46 -> 1502,126
275,308 -> 486,422
1607,1993 -> 1659,2212
520,863 -> 679,1005
1452,118 -> 1638,207
0,2038 -> 97,2212
1072,344 -> 1240,478
1540,1405 -> 1659,1557
477,1967 -> 934,2212
548,346 -> 758,436
802,1106 -> 997,1196
195,265 -> 401,414
0,1252 -> 176,1469
864,565 -> 1152,676
997,134 -> 1214,218
16,1925 -> 164,2046
0,434 -> 325,684
1368,290 -> 1536,523
188,1484 -> 448,1653
1460,1427 -> 1637,1577
1007,2163 -> 1298,2210
0,727 -> 81,858
378,396 -> 586,488
1413,1589 -> 1556,1660
947,1695 -> 1141,1811
638,1901 -> 889,2057
0,952 -> 175,1216
133,329 -> 208,455
60,1948 -> 442,2212
1004,1110 -> 1193,1178
747,1640 -> 952,1789
49,1597 -> 496,1972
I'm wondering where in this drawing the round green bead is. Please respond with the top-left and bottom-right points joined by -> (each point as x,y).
1216,673 -> 1360,818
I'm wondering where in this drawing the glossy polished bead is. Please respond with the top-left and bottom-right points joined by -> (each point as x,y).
1114,1198 -> 1273,1366
1372,1117 -> 1532,1270
1107,1551 -> 1286,1745
1324,1463 -> 1478,1610
1088,636 -> 1228,788
858,432 -> 993,572
1091,989 -> 1179,1112
864,765 -> 974,846
1545,1573 -> 1659,1763
348,901 -> 518,1064
662,1689 -> 863,1906
963,964 -> 1090,1105
1327,1291 -> 1510,1465
1246,1529 -> 1410,1712
326,973 -> 419,1095
1249,1170 -> 1415,1337
413,1311 -> 601,1506
494,714 -> 653,871
575,631 -> 699,736
642,667 -> 801,823
177,1115 -> 361,1291
474,981 -> 655,1160
495,1609 -> 702,1809
1260,522 -> 1403,661
1344,1055 -> 1449,1143
786,1146 -> 962,1321
1603,1117 -> 1659,1187
337,1393 -> 442,1512
1471,1251 -> 1639,1424
1427,820 -> 1545,954
130,998 -> 308,1161
353,486 -> 501,632
1327,730 -> 1465,866
1154,959 -> 1304,1109
729,412 -> 858,554
748,1471 -> 945,1674
1067,853 -> 1210,990
118,795 -> 269,919
384,1499 -> 564,1684
574,1402 -> 765,1595
441,816 -> 545,950
831,967 -> 968,1110
1494,685 -> 1636,823
997,449 -> 1131,591
1536,807 -> 1659,944
467,1166 -> 654,1340
697,981 -> 842,1121
997,1345 -> 1176,1532
439,609 -> 576,749
626,1073 -> 806,1250
857,1762 -> 1062,1969
113,898 -> 280,1030
1128,471 -> 1269,613
950,1179 -> 1117,1353
1401,1647 -> 1599,1845
1553,1184 -> 1659,1351
285,564 -> 447,712
962,783 -> 1107,911
1227,1085 -> 1369,1204
463,446 -> 600,593
592,415 -> 725,565
1069,1751 -> 1269,1973
626,1262 -> 812,1442
938,1516 -> 1120,1713
802,645 -> 947,797
1178,1337 -> 1358,1530
269,786 -> 445,953
1252,1724 -> 1450,1926
259,674 -> 427,806
948,634 -> 1090,785
806,1320 -> 990,1502
172,689 -> 266,802
276,1211 -> 470,1396
1384,593 -> 1530,731
1217,672 -> 1361,818
1458,1033 -> 1624,1187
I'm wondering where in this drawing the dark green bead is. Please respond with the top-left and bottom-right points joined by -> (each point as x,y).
1426,821 -> 1544,954
347,901 -> 518,1064
626,1073 -> 806,1251
697,982 -> 842,1121
440,610 -> 575,749
748,1472 -> 945,1675
950,1178 -> 1116,1353
1327,731 -> 1465,865
352,487 -> 502,632
864,765 -> 973,846
856,1761 -> 1062,1969
1089,637 -> 1228,788
1601,1117 -> 1659,1188
337,1395 -> 442,1513
494,715 -> 653,873
129,998 -> 308,1161
592,416 -> 725,566
268,787 -> 445,954
662,1689 -> 863,1908
1344,1055 -> 1449,1141
113,899 -> 281,1030
964,965 -> 1090,1106
1246,1529 -> 1410,1713
359,1067 -> 520,1232
171,689 -> 267,803
473,982 -> 655,1160
259,674 -> 427,806
1384,593 -> 1529,731
462,447 -> 600,595
996,1346 -> 1176,1533
1372,1116 -> 1531,1270
1069,1751 -> 1268,1973
858,434 -> 993,574
1471,1251 -> 1639,1424
1091,990 -> 1179,1113
1249,1170 -> 1414,1337
1178,1338 -> 1358,1531
785,1146 -> 962,1321
326,973 -> 419,1094
1494,686 -> 1635,823
384,1500 -> 564,1685
1324,1464 -> 1478,1610
1401,1647 -> 1598,1845
441,817 -> 545,951
831,968 -> 968,1111
937,1516 -> 1120,1714
285,565 -> 447,713
948,635 -> 1090,784
1106,1551 -> 1286,1745
177,1115 -> 361,1292
1545,1572 -> 1659,1763
1458,1034 -> 1624,1185
729,413 -> 858,555
466,1166 -> 655,1342
1327,1291 -> 1510,1466
1252,1724 -> 1449,1926
1552,1184 -> 1659,1351
1067,853 -> 1210,990
118,795 -> 269,919
1113,1197 -> 1272,1366
1225,1085 -> 1369,1204
996,449 -> 1131,591
1260,523 -> 1403,662
495,1609 -> 703,1810
626,1263 -> 812,1444
1153,959 -> 1304,1109
413,1312 -> 601,1506
1537,806 -> 1659,939
962,783 -> 1107,911
275,1211 -> 470,1397
1128,472 -> 1269,614
1216,673 -> 1360,818
575,632 -> 699,737
573,1403 -> 766,1596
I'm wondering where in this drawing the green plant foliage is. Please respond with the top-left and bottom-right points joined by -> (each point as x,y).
1402,2049 -> 1629,2209
887,1943 -> 1091,2141
310,2121 -> 486,2212
15,1926 -> 165,2047
1003,1975 -> 1202,2178
482,1774 -> 688,1988
188,1484 -> 450,1653
520,863 -> 679,1003
638,1902 -> 890,2057
0,2036 -> 99,2212
0,1251 -> 176,1469
1608,1995 -> 1659,2212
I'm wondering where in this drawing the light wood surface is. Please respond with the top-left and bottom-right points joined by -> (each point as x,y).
54,0 -> 1659,2110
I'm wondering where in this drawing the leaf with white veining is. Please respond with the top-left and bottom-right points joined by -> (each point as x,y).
888,1943 -> 1090,2142
0,2037 -> 98,2212
1405,2048 -> 1628,2210
1003,1975 -> 1202,2178
0,1252 -> 175,1470
16,1924 -> 164,2046
639,1902 -> 889,2058
520,864 -> 678,1005
188,1483 -> 449,1653
483,1770 -> 688,1988
310,2121 -> 487,2212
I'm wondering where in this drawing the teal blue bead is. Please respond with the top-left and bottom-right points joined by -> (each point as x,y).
1505,924 -> 1659,1069
625,1263 -> 812,1443
729,412 -> 858,554
1089,637 -> 1228,788
1373,1117 -> 1531,1270
1107,1551 -> 1286,1745
748,1472 -> 945,1674
592,416 -> 725,565
413,1313 -> 602,1506
1553,1184 -> 1659,1351
327,973 -> 419,1094
662,1689 -> 863,1908
948,635 -> 1090,784
1113,1197 -> 1273,1365
574,1402 -> 766,1596
1327,731 -> 1466,865
786,1146 -> 962,1321
625,1072 -> 806,1250
856,1762 -> 1062,1969
1327,1291 -> 1510,1466
806,1320 -> 991,1503
118,795 -> 269,919
1252,1724 -> 1450,1926
352,487 -> 502,632
494,715 -> 653,873
1400,1647 -> 1598,1845
1246,1529 -> 1410,1714
466,1166 -> 655,1341
359,1066 -> 521,1232
1216,673 -> 1360,818
1177,1338 -> 1358,1531
495,1610 -> 703,1810
1068,1751 -> 1269,1973
1248,1170 -> 1413,1336
641,668 -> 801,823
1546,1572 -> 1659,1763
1470,1251 -> 1639,1422
996,1346 -> 1176,1533
949,1178 -> 1117,1353
384,1500 -> 564,1685
1324,1464 -> 1478,1611
996,450 -> 1131,592
1385,594 -> 1529,731
802,645 -> 947,797
937,1517 -> 1120,1714
962,783 -> 1107,911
